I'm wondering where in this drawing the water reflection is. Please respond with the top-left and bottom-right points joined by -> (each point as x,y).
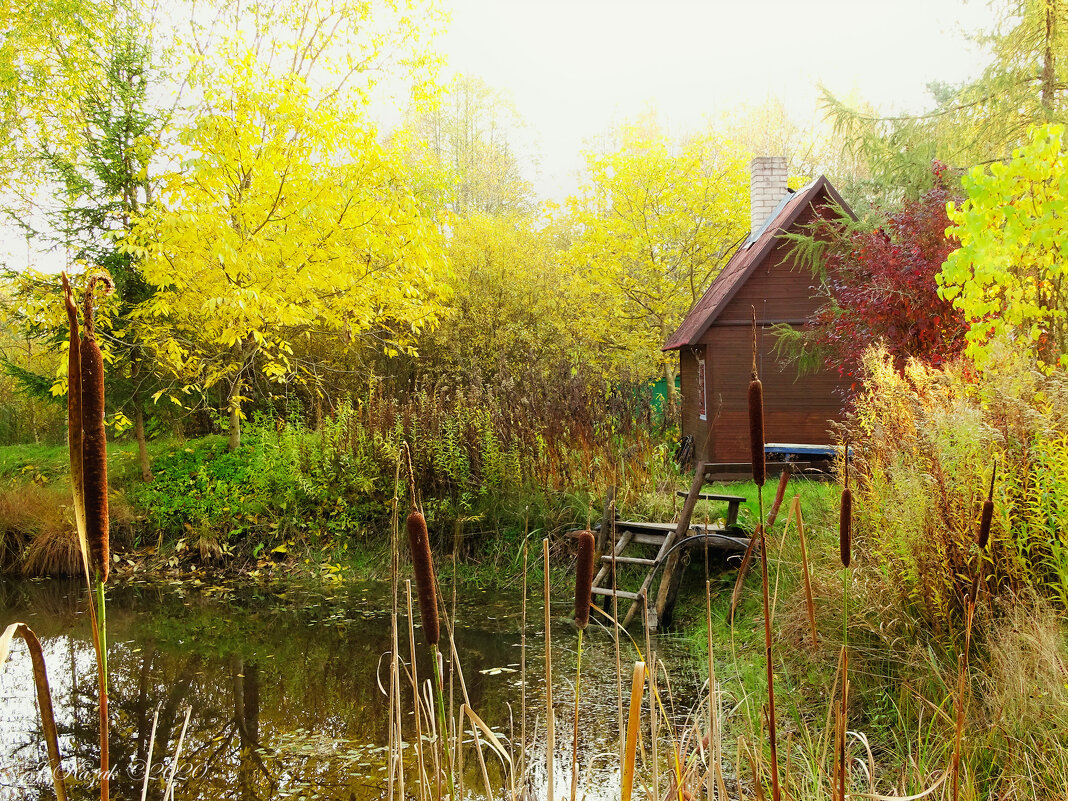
0,577 -> 701,801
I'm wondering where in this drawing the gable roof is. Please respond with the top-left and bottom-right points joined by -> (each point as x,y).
663,175 -> 853,351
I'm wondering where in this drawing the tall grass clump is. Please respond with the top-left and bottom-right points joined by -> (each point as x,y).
843,345 -> 1068,627
799,343 -> 1068,796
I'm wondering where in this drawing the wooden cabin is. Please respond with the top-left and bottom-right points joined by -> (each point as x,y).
663,157 -> 855,466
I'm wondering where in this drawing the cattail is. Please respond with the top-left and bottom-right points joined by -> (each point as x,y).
574,530 -> 595,630
766,465 -> 790,528
977,462 -> 996,550
749,308 -> 765,487
406,509 -> 439,646
838,445 -> 852,569
748,379 -> 765,487
81,276 -> 112,584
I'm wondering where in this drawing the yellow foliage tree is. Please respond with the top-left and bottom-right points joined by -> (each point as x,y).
565,117 -> 750,410
127,24 -> 449,449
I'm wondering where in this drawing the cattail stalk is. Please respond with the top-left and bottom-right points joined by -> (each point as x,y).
405,581 -> 429,801
406,503 -> 453,801
520,538 -> 528,784
620,661 -> 646,801
706,580 -> 728,800
836,447 -> 852,800
67,274 -> 113,801
953,464 -> 995,801
977,461 -> 996,550
571,530 -> 594,801
750,306 -> 779,801
388,456 -> 404,801
543,538 -> 555,801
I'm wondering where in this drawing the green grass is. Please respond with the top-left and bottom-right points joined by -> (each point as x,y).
0,436 -> 188,487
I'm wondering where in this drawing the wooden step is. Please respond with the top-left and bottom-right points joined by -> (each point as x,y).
600,555 -> 656,565
631,532 -> 670,546
591,588 -> 641,600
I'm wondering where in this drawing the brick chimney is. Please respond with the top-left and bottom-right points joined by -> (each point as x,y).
749,156 -> 788,235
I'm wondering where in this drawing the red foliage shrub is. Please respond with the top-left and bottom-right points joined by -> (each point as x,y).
807,165 -> 968,377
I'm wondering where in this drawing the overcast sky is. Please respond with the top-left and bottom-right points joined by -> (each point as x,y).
438,0 -> 997,198
3,0 -> 999,271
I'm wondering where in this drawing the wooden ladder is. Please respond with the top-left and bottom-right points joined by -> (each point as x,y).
590,525 -> 677,628
589,462 -> 747,629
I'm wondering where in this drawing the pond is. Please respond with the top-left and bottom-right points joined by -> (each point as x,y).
0,575 -> 705,801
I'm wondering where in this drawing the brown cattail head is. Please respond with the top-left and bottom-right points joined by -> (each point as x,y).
839,487 -> 852,568
81,276 -> 112,583
766,465 -> 790,527
574,530 -> 595,630
977,462 -> 996,550
406,510 -> 440,646
748,379 -> 765,487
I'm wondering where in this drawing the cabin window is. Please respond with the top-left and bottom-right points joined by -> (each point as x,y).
697,357 -> 707,420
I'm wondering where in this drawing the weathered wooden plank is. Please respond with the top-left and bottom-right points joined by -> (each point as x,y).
601,555 -> 656,565
592,588 -> 641,600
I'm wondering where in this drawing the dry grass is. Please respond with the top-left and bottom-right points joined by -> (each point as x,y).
0,483 -> 135,576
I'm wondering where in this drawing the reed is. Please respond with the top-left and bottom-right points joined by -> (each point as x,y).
571,530 -> 595,801
791,496 -> 818,648
730,467 -> 790,622
621,660 -> 646,801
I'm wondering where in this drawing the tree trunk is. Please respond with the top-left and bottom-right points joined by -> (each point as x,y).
134,401 -> 153,482
1042,0 -> 1057,112
664,359 -> 678,418
228,385 -> 242,452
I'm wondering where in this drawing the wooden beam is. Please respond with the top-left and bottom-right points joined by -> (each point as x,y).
654,462 -> 708,628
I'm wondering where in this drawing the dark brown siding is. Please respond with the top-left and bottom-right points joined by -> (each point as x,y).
703,326 -> 847,462
677,202 -> 852,463
679,347 -> 711,461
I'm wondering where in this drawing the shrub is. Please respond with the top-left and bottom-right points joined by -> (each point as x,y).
844,345 -> 1068,632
